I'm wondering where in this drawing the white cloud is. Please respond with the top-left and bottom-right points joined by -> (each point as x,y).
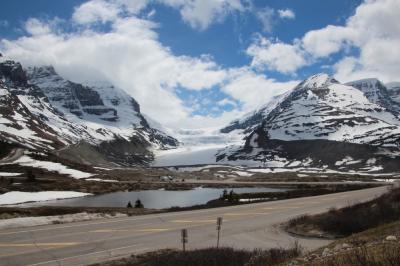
246,36 -> 307,74
1,15 -> 229,128
217,98 -> 237,107
72,0 -> 248,30
256,7 -> 275,33
331,0 -> 400,82
72,0 -> 121,24
278,9 -> 295,19
302,25 -> 357,58
1,0 -> 328,131
25,18 -> 52,35
246,0 -> 400,81
160,0 -> 247,31
222,67 -> 299,111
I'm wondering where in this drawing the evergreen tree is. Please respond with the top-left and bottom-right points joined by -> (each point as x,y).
221,189 -> 228,200
126,201 -> 133,208
135,199 -> 144,208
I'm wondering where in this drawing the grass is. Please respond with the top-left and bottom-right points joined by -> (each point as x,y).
309,242 -> 400,266
0,206 -> 162,220
91,245 -> 301,266
293,220 -> 400,266
287,186 -> 400,238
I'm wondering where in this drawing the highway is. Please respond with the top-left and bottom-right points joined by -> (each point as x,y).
0,185 -> 388,266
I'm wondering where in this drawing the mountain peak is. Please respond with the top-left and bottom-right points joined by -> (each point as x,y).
28,65 -> 58,78
299,73 -> 338,90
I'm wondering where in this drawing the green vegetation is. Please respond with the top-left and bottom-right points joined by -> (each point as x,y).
0,206 -> 162,220
293,220 -> 400,265
135,199 -> 144,208
287,186 -> 400,238
91,245 -> 301,266
220,189 -> 240,202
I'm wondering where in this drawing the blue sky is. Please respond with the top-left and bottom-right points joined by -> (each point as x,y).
0,0 -> 398,129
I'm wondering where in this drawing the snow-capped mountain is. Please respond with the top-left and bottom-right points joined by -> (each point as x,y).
217,74 -> 400,171
386,82 -> 400,104
0,59 -> 178,165
220,91 -> 291,135
346,78 -> 400,116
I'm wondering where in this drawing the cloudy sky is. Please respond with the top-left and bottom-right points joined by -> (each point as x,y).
0,0 -> 399,130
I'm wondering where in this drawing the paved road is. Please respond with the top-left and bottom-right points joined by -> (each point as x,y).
0,186 -> 388,266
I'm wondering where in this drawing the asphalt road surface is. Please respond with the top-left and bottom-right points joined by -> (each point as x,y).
0,186 -> 388,266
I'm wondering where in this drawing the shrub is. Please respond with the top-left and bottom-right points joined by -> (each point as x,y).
135,199 -> 144,208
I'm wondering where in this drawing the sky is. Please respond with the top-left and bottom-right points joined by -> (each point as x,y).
0,0 -> 399,130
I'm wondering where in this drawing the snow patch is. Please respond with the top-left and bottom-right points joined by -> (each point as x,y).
0,191 -> 91,205
0,172 -> 22,177
11,155 -> 93,179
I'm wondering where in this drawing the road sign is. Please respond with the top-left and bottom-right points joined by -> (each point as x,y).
216,217 -> 223,248
181,229 -> 188,251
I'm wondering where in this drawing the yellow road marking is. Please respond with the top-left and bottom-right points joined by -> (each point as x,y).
301,201 -> 319,204
223,212 -> 268,216
91,228 -> 170,233
171,219 -> 216,223
262,206 -> 300,210
319,198 -> 338,201
0,242 -> 81,248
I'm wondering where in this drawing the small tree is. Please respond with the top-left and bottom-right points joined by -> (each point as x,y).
221,189 -> 228,200
227,190 -> 239,202
135,199 -> 144,208
126,201 -> 133,208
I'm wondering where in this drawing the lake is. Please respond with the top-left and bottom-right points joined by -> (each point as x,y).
23,187 -> 288,209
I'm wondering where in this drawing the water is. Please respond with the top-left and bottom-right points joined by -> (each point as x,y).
23,187 -> 288,209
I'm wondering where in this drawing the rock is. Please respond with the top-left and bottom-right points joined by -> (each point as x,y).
386,235 -> 397,241
308,253 -> 318,260
342,243 -> 351,249
334,244 -> 342,251
322,248 -> 330,257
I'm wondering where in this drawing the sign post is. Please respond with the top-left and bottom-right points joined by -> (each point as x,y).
181,229 -> 188,252
216,217 -> 223,248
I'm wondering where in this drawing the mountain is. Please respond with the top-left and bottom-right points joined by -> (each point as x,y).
346,78 -> 400,116
0,59 -> 178,166
386,82 -> 400,104
220,91 -> 291,135
217,74 -> 400,171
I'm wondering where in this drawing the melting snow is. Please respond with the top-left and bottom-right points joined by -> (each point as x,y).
0,172 -> 22,177
11,155 -> 93,179
0,191 -> 91,205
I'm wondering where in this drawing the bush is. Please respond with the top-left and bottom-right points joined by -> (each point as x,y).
135,199 -> 144,208
312,242 -> 400,266
91,244 -> 301,266
288,186 -> 400,237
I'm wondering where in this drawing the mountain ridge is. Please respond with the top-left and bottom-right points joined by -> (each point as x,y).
217,73 -> 400,171
0,59 -> 178,166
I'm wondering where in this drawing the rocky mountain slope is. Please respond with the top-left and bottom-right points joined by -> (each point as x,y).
386,82 -> 400,104
0,59 -> 178,166
217,74 -> 400,171
346,78 -> 400,116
